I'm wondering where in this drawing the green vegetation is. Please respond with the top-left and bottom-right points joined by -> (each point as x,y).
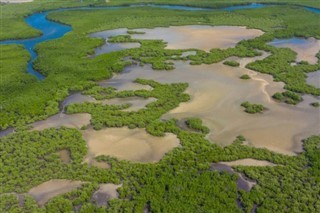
310,102 -> 320,107
185,118 -> 210,134
127,30 -> 145,34
223,60 -> 240,67
272,91 -> 302,105
1,1 -> 320,212
240,74 -> 251,79
241,101 -> 265,113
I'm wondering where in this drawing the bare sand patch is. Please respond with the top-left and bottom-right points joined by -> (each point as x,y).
28,180 -> 83,206
220,159 -> 276,167
82,128 -> 180,162
58,149 -> 71,164
91,184 -> 121,206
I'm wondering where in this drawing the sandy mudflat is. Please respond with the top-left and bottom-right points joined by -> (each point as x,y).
28,180 -> 83,206
82,127 -> 180,162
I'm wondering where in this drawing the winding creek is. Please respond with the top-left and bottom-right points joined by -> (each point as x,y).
0,3 -> 319,79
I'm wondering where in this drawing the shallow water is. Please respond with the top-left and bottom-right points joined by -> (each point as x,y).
103,56 -> 319,155
28,180 -> 83,206
32,113 -> 91,131
82,127 -> 180,162
62,92 -> 156,112
130,25 -> 264,51
307,70 -> 320,88
268,37 -> 320,64
91,183 -> 121,206
90,28 -> 140,56
211,163 -> 256,192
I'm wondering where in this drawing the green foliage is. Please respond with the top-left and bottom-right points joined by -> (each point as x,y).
127,30 -> 145,34
185,118 -> 210,134
241,101 -> 265,113
310,102 -> 320,107
240,74 -> 250,79
272,91 -> 302,105
223,60 -> 240,67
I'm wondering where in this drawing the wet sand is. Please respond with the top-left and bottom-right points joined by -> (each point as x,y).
82,127 -> 180,162
32,113 -> 91,131
28,180 -> 83,206
220,159 -> 276,167
91,184 -> 121,206
106,58 -> 319,155
131,25 -> 264,51
269,37 -> 320,64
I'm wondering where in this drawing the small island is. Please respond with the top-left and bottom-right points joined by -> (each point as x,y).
241,101 -> 265,114
223,60 -> 240,67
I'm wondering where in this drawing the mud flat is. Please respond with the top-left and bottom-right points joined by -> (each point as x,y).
32,113 -> 91,131
107,58 -> 319,155
219,159 -> 276,167
269,37 -> 320,64
91,184 -> 121,206
82,127 -> 180,162
28,180 -> 83,206
131,25 -> 264,51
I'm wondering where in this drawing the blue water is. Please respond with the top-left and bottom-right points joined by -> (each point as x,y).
304,6 -> 320,14
268,37 -> 311,46
0,3 -> 319,80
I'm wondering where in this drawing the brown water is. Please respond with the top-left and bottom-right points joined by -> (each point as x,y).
131,25 -> 264,51
31,113 -> 91,131
103,57 -> 319,155
91,183 -> 121,206
82,127 -> 180,162
28,180 -> 83,206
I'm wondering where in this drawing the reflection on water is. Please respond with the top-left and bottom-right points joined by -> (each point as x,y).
82,127 -> 180,162
268,37 -> 320,64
